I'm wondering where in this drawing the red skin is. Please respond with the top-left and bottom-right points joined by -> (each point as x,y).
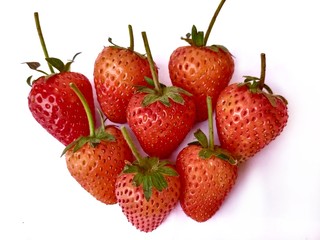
94,47 -> 154,124
28,72 -> 95,146
176,144 -> 238,222
115,171 -> 180,232
126,92 -> 196,159
169,46 -> 234,122
215,83 -> 289,163
65,126 -> 134,205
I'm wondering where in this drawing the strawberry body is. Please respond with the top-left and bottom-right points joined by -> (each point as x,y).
215,83 -> 288,162
94,47 -> 153,123
126,92 -> 196,158
176,144 -> 237,222
28,72 -> 95,146
169,45 -> 234,122
115,170 -> 180,232
65,126 -> 134,204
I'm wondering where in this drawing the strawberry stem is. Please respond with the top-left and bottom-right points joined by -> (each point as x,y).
69,82 -> 95,137
259,53 -> 266,90
120,126 -> 144,163
141,31 -> 162,95
203,0 -> 226,46
207,96 -> 214,150
34,12 -> 55,74
128,25 -> 134,51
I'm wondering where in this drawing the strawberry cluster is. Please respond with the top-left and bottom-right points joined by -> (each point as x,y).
26,0 -> 288,233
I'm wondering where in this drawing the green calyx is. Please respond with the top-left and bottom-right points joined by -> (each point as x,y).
25,12 -> 81,86
121,127 -> 178,201
180,0 -> 230,53
181,25 -> 230,53
140,31 -> 192,107
137,80 -> 192,107
238,53 -> 288,107
188,97 -> 236,165
61,83 -> 115,157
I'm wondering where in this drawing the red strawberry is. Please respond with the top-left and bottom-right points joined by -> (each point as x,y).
215,53 -> 289,163
26,12 -> 95,146
176,96 -> 237,222
168,0 -> 234,122
63,83 -> 134,205
126,32 -> 196,158
94,25 -> 155,123
115,127 -> 180,232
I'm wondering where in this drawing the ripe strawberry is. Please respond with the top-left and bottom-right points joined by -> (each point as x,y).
62,83 -> 134,205
176,96 -> 237,222
215,53 -> 289,163
168,0 -> 234,122
94,25 -> 155,123
26,12 -> 95,146
115,127 -> 180,232
126,32 -> 196,158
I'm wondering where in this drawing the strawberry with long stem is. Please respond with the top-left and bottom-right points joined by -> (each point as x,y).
215,53 -> 289,163
126,31 -> 196,158
62,83 -> 134,205
115,126 -> 180,232
93,25 -> 155,123
169,0 -> 234,122
176,96 -> 238,222
26,12 -> 95,146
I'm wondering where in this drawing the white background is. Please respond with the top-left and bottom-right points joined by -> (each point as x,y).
1,0 -> 319,239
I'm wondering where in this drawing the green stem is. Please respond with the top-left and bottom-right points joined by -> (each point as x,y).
141,31 -> 162,94
120,126 -> 144,163
207,96 -> 214,150
34,12 -> 55,74
128,25 -> 134,51
259,53 -> 266,90
69,82 -> 95,137
203,0 -> 226,46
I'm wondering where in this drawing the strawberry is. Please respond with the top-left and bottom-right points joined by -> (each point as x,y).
62,83 -> 134,205
176,96 -> 237,222
215,53 -> 289,163
168,0 -> 234,122
126,32 -> 196,158
115,127 -> 180,232
26,12 -> 95,146
93,25 -> 155,123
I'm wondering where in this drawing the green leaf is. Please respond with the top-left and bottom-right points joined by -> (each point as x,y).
136,86 -> 155,94
158,166 -> 178,176
159,95 -> 171,106
194,129 -> 208,148
166,91 -> 184,105
199,148 -> 215,159
60,140 -> 77,157
191,25 -> 204,47
142,93 -> 159,107
142,175 -> 153,201
73,136 -> 90,152
133,172 -> 144,186
214,147 -> 237,165
151,172 -> 168,192
123,163 -> 140,174
46,57 -> 65,72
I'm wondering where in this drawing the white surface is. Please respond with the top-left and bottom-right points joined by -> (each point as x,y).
1,0 -> 319,239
